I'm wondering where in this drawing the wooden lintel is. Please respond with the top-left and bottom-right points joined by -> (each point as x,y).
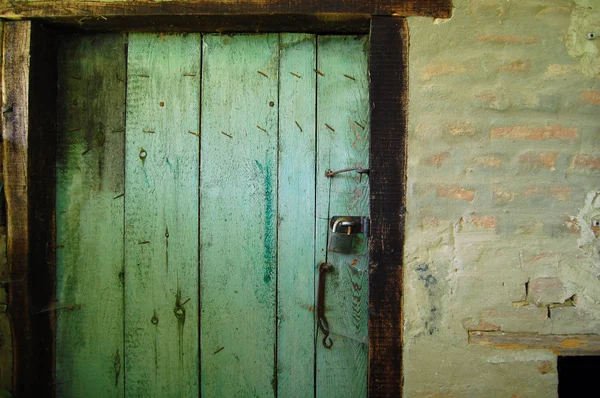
469,331 -> 600,356
0,0 -> 453,20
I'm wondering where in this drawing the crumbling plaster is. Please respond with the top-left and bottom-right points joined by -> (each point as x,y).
405,0 -> 600,396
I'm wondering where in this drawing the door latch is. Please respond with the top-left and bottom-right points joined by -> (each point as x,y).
317,262 -> 334,349
327,216 -> 369,254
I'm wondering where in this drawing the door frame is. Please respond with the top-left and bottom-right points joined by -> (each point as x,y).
0,1 -> 452,396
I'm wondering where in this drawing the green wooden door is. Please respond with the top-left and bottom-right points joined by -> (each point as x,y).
55,33 -> 369,398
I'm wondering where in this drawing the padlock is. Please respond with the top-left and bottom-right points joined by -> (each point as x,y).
327,217 -> 356,253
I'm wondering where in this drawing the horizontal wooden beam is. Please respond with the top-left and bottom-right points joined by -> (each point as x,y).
12,14 -> 372,34
469,331 -> 600,356
0,0 -> 452,19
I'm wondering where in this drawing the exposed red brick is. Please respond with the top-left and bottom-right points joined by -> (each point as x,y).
536,360 -> 554,375
522,186 -> 545,196
572,154 -> 600,170
428,152 -> 450,168
434,185 -> 475,202
473,155 -> 504,168
490,125 -> 577,140
476,35 -> 538,44
550,185 -> 572,201
474,90 -> 510,110
471,216 -> 497,229
581,90 -> 600,104
421,63 -> 469,80
445,121 -> 476,136
544,64 -> 577,78
562,215 -> 580,235
499,60 -> 530,72
519,151 -> 558,169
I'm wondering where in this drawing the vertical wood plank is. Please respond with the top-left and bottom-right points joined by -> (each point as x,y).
0,19 -> 13,395
2,21 -> 57,397
200,34 -> 278,397
125,33 -> 200,397
368,17 -> 408,398
277,33 -> 316,397
55,33 -> 126,397
315,35 -> 370,398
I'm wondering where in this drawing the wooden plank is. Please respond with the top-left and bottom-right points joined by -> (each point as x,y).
55,33 -> 126,397
125,33 -> 200,397
1,21 -> 57,397
315,35 -> 370,398
200,34 -> 278,397
30,14 -> 371,35
469,331 -> 600,356
277,33 -> 316,397
0,19 -> 12,396
368,17 -> 408,398
1,1 -> 453,19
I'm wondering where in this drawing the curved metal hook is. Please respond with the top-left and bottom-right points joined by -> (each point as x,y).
317,263 -> 334,349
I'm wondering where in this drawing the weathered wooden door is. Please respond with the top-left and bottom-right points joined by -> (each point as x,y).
55,33 -> 369,397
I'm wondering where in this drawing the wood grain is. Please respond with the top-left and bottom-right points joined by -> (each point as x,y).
200,34 -> 278,397
368,17 -> 408,398
125,33 -> 200,397
1,0 -> 453,19
469,331 -> 600,356
0,19 -> 12,395
2,20 -> 57,397
29,14 -> 372,35
315,35 -> 370,398
277,33 -> 316,397
55,33 -> 126,397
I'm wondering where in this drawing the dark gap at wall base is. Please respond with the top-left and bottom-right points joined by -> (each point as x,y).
558,356 -> 600,398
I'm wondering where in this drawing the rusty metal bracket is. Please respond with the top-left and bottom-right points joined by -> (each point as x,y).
325,166 -> 370,180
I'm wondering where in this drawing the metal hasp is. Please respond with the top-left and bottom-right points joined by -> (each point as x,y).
325,166 -> 369,182
327,216 -> 370,254
317,262 -> 334,349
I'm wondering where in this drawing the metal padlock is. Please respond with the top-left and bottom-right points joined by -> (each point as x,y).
327,217 -> 356,254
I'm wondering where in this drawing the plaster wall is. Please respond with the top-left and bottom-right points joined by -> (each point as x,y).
405,0 -> 600,396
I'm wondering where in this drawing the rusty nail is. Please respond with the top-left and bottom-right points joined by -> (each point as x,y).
189,131 -> 200,137
256,125 -> 267,133
221,132 -> 232,138
257,71 -> 269,78
325,124 -> 335,132
295,121 -> 303,132
290,72 -> 301,78
314,69 -> 325,76
344,74 -> 356,81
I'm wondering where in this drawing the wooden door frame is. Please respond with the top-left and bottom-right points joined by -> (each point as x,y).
1,2 -> 451,396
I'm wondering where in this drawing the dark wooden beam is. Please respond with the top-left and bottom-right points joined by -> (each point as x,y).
2,21 -> 57,397
30,14 -> 372,34
368,16 -> 408,397
469,331 -> 600,356
1,0 -> 452,19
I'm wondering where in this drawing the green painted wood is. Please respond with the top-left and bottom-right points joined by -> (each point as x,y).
55,34 -> 127,397
200,34 -> 278,397
277,33 -> 317,397
125,33 -> 200,397
315,35 -> 370,398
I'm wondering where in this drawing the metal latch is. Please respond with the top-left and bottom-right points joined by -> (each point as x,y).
327,216 -> 369,254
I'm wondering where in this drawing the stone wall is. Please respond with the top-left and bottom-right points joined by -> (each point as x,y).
405,0 -> 600,396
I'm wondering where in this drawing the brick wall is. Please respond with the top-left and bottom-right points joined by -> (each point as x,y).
405,0 -> 600,396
